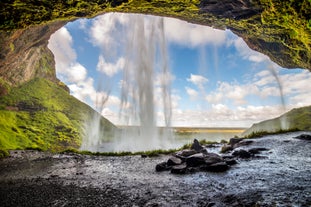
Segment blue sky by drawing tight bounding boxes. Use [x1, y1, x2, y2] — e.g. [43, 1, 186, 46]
[48, 13, 311, 127]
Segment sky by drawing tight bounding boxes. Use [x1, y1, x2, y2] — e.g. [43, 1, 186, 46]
[48, 12, 311, 128]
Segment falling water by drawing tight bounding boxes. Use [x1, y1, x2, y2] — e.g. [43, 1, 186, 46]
[80, 14, 175, 152]
[113, 15, 174, 152]
[267, 64, 289, 130]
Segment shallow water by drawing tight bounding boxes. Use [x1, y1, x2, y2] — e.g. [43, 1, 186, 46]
[0, 131, 310, 206]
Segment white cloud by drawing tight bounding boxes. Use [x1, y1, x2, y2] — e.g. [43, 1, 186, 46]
[185, 87, 198, 99]
[48, 27, 76, 74]
[206, 81, 255, 105]
[89, 13, 129, 52]
[164, 17, 227, 47]
[97, 55, 125, 77]
[233, 37, 269, 63]
[187, 74, 208, 88]
[253, 70, 276, 86]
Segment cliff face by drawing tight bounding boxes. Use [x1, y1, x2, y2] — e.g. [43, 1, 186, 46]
[0, 0, 310, 89]
[0, 21, 65, 86]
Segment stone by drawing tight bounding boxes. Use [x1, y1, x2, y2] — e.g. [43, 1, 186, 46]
[155, 162, 169, 172]
[248, 148, 269, 155]
[167, 156, 183, 166]
[232, 149, 251, 159]
[190, 139, 204, 152]
[176, 149, 197, 157]
[228, 138, 243, 146]
[203, 162, 230, 172]
[294, 134, 311, 141]
[233, 140, 254, 148]
[171, 163, 187, 174]
[224, 158, 238, 165]
[186, 153, 206, 167]
[204, 153, 224, 165]
[221, 144, 233, 153]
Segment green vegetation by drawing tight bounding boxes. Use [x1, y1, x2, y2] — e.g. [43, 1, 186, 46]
[62, 148, 177, 157]
[0, 0, 201, 30]
[242, 105, 311, 137]
[0, 78, 116, 157]
[225, 0, 311, 69]
[0, 0, 309, 69]
[243, 128, 300, 139]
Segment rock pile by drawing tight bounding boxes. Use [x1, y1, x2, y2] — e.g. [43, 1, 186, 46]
[156, 138, 269, 174]
[156, 139, 236, 174]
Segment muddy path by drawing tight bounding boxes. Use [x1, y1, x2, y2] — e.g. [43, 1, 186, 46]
[0, 132, 311, 206]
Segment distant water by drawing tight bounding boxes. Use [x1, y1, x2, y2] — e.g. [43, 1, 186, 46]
[98, 127, 245, 152]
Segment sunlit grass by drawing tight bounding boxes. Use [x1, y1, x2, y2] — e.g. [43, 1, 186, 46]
[0, 78, 116, 155]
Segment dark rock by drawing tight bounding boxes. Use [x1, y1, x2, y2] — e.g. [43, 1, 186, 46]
[232, 149, 251, 159]
[176, 149, 197, 157]
[204, 153, 224, 165]
[220, 144, 233, 153]
[171, 163, 187, 174]
[167, 156, 183, 166]
[203, 162, 230, 172]
[222, 155, 234, 159]
[248, 147, 269, 154]
[141, 154, 147, 158]
[155, 162, 170, 172]
[191, 139, 204, 152]
[233, 140, 254, 148]
[228, 138, 243, 146]
[294, 134, 311, 141]
[199, 0, 262, 20]
[186, 153, 206, 167]
[224, 158, 238, 165]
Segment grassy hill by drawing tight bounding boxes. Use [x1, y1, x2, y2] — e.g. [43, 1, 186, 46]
[0, 78, 117, 157]
[242, 105, 311, 137]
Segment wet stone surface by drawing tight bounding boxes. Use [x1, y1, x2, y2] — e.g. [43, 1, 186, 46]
[0, 131, 311, 206]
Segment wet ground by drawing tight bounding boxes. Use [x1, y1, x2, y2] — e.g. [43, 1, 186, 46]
[0, 131, 311, 207]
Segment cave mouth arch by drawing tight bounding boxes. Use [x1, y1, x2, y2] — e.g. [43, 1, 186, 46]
[48, 12, 310, 130]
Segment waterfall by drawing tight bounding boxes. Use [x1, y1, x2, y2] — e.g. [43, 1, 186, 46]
[115, 15, 173, 152]
[82, 14, 174, 152]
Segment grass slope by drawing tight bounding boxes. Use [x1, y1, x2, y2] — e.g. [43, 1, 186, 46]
[242, 105, 311, 137]
[0, 78, 117, 156]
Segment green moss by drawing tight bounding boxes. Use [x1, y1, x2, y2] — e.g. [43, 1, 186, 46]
[0, 0, 310, 69]
[243, 128, 300, 139]
[0, 149, 9, 158]
[0, 78, 116, 152]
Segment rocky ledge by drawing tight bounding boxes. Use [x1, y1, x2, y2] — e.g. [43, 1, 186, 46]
[156, 138, 269, 174]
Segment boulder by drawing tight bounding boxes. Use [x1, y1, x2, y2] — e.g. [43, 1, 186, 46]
[203, 162, 230, 172]
[248, 148, 269, 155]
[171, 163, 187, 174]
[155, 162, 170, 172]
[294, 134, 311, 141]
[233, 140, 254, 148]
[224, 158, 238, 165]
[204, 153, 224, 165]
[186, 153, 206, 167]
[191, 139, 204, 152]
[176, 149, 197, 157]
[221, 144, 233, 153]
[228, 138, 243, 146]
[167, 156, 183, 166]
[232, 149, 251, 159]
